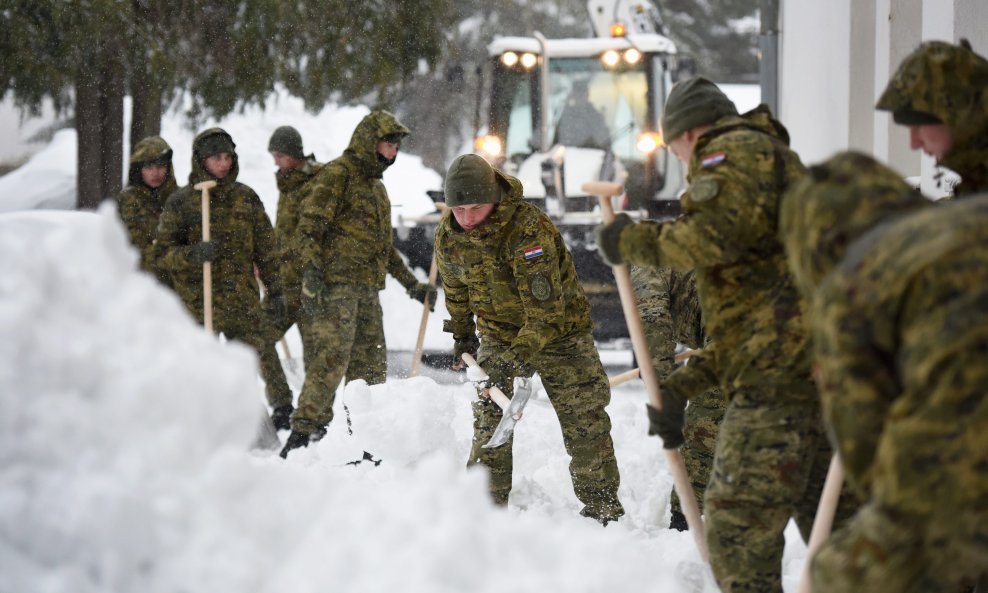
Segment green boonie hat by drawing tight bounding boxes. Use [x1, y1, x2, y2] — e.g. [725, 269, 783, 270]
[444, 154, 507, 207]
[268, 126, 304, 159]
[661, 77, 738, 142]
[197, 130, 236, 160]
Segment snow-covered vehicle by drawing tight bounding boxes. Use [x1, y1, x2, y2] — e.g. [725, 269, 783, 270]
[395, 0, 691, 341]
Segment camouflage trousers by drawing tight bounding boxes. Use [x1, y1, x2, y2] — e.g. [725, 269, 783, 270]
[704, 383, 856, 593]
[191, 292, 292, 410]
[291, 284, 386, 434]
[470, 332, 625, 522]
[812, 502, 987, 593]
[670, 387, 726, 515]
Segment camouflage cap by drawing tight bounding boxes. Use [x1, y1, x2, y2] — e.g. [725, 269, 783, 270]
[876, 40, 988, 141]
[268, 126, 304, 159]
[661, 77, 738, 142]
[444, 154, 509, 207]
[779, 151, 929, 297]
[129, 136, 173, 166]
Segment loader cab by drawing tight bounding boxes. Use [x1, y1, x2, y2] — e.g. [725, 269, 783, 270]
[475, 34, 683, 217]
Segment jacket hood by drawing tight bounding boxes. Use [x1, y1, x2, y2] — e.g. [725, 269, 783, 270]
[344, 110, 410, 179]
[779, 151, 931, 298]
[189, 127, 239, 187]
[128, 136, 177, 189]
[877, 40, 988, 160]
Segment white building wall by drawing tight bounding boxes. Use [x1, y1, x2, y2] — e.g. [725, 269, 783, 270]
[779, 0, 987, 198]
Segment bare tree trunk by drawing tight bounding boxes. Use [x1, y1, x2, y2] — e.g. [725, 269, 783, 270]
[76, 53, 124, 210]
[130, 76, 163, 148]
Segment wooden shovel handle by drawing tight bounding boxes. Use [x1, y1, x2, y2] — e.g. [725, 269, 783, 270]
[588, 181, 709, 562]
[460, 353, 511, 411]
[194, 180, 217, 333]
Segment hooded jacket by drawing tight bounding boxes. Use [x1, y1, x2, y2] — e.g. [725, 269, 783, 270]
[619, 105, 811, 395]
[118, 136, 178, 279]
[877, 40, 988, 196]
[435, 171, 594, 364]
[154, 128, 281, 322]
[808, 187, 988, 519]
[294, 111, 417, 290]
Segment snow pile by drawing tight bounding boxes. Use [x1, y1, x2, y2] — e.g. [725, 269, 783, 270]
[0, 206, 723, 593]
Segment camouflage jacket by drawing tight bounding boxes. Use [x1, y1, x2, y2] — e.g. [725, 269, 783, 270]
[118, 136, 178, 277]
[155, 128, 282, 319]
[632, 264, 721, 401]
[619, 106, 810, 393]
[436, 174, 594, 364]
[294, 111, 417, 290]
[275, 158, 321, 257]
[813, 195, 988, 515]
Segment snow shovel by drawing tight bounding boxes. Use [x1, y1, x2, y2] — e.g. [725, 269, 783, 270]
[193, 180, 217, 333]
[587, 180, 709, 562]
[797, 454, 845, 593]
[461, 353, 535, 448]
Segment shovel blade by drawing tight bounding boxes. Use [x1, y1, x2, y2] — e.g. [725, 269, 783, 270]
[483, 378, 535, 449]
[250, 405, 281, 451]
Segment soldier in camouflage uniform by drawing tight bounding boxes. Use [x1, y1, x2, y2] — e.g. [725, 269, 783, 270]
[436, 154, 625, 524]
[779, 151, 988, 593]
[279, 111, 436, 458]
[631, 263, 725, 532]
[117, 136, 178, 288]
[155, 128, 293, 424]
[266, 126, 322, 381]
[597, 77, 846, 592]
[876, 39, 988, 197]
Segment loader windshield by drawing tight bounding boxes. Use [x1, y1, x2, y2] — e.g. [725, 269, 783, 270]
[489, 55, 652, 164]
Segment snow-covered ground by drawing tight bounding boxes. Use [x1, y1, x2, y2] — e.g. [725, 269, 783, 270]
[0, 86, 811, 593]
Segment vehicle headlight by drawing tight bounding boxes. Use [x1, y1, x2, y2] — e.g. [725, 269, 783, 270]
[636, 132, 663, 154]
[474, 135, 503, 159]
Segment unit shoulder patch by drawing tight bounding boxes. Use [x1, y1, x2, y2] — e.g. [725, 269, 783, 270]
[700, 151, 727, 168]
[689, 177, 720, 203]
[530, 273, 552, 301]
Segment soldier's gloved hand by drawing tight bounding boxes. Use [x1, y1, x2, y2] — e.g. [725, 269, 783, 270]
[481, 353, 518, 392]
[645, 386, 688, 449]
[407, 282, 438, 311]
[595, 213, 633, 266]
[453, 334, 480, 366]
[189, 240, 216, 265]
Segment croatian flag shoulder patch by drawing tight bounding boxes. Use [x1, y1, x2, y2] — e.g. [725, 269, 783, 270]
[701, 151, 727, 168]
[523, 246, 544, 260]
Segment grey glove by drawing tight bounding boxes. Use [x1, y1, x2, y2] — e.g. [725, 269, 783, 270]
[595, 213, 633, 266]
[480, 352, 519, 392]
[189, 241, 216, 265]
[453, 334, 480, 364]
[407, 282, 438, 311]
[300, 264, 329, 315]
[645, 386, 688, 449]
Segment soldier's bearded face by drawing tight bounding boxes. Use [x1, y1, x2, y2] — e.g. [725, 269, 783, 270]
[204, 153, 234, 179]
[909, 124, 954, 160]
[141, 164, 168, 189]
[451, 203, 496, 231]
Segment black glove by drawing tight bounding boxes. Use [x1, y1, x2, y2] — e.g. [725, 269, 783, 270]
[595, 213, 633, 266]
[481, 353, 518, 391]
[189, 240, 216, 265]
[645, 386, 688, 449]
[407, 282, 438, 311]
[453, 334, 480, 364]
[301, 264, 328, 315]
